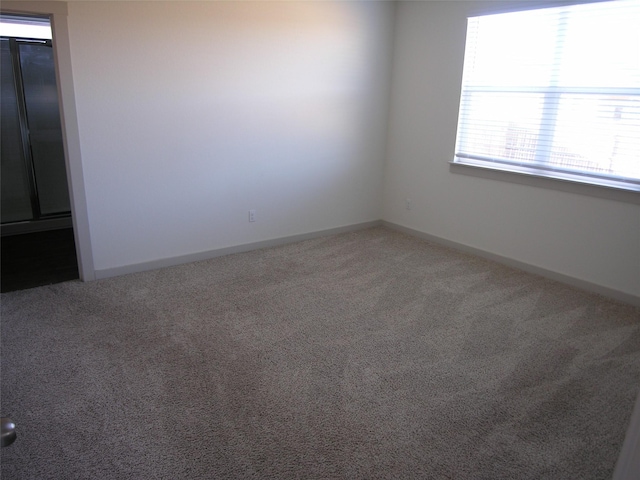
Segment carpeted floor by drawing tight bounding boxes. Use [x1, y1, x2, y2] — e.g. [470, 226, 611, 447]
[1, 227, 639, 479]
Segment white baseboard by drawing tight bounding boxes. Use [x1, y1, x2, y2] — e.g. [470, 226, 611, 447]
[96, 219, 640, 307]
[94, 221, 382, 280]
[382, 221, 640, 307]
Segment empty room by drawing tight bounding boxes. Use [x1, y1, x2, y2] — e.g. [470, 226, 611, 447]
[1, 0, 639, 478]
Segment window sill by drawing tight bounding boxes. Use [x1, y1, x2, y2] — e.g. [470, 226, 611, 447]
[449, 160, 640, 204]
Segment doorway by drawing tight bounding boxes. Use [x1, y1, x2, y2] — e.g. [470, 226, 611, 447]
[1, 14, 79, 292]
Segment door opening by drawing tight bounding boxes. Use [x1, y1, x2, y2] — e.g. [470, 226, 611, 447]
[1, 14, 78, 291]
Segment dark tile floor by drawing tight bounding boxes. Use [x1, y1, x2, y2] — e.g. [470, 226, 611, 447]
[1, 228, 79, 293]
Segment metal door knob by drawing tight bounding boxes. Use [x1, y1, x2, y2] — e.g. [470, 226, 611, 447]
[1, 417, 16, 447]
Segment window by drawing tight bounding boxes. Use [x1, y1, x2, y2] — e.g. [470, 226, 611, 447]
[453, 0, 640, 192]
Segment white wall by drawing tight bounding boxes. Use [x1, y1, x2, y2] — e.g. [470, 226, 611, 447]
[65, 0, 394, 274]
[383, 1, 640, 299]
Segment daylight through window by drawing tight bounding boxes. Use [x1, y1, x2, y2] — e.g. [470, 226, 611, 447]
[453, 0, 640, 191]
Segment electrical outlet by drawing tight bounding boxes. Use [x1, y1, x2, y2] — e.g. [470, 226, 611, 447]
[405, 198, 412, 211]
[249, 209, 256, 222]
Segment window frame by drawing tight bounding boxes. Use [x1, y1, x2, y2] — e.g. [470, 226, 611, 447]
[451, 0, 640, 194]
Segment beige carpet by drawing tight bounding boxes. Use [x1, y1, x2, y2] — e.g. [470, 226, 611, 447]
[2, 227, 639, 479]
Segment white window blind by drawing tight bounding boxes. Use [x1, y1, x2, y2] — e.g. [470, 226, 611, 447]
[453, 0, 640, 191]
